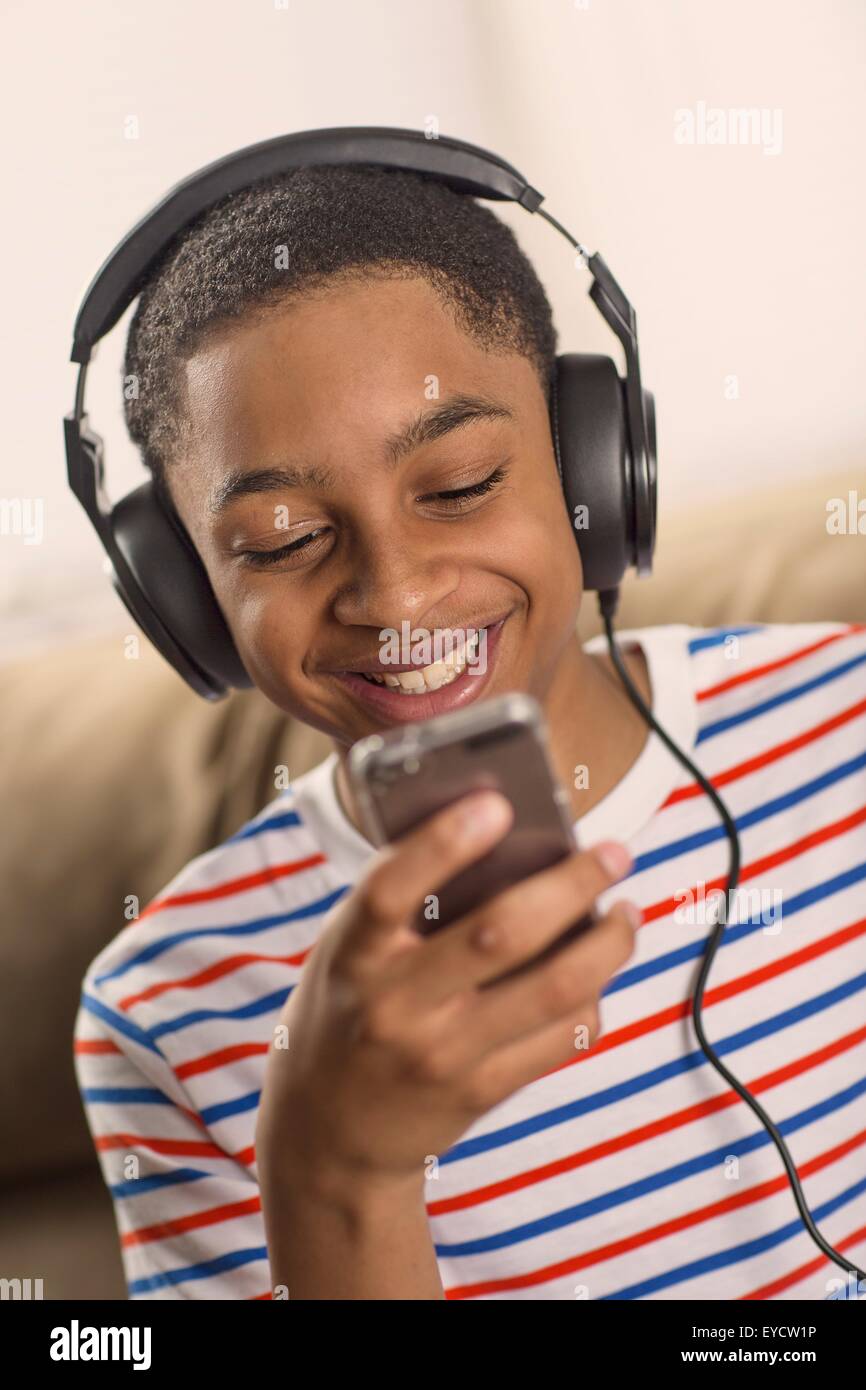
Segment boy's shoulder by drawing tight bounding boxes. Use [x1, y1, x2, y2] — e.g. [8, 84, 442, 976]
[623, 620, 866, 780]
[679, 617, 865, 663]
[79, 775, 347, 1023]
[673, 616, 866, 705]
[628, 617, 866, 704]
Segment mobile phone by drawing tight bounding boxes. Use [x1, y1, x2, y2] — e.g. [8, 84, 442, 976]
[348, 693, 593, 949]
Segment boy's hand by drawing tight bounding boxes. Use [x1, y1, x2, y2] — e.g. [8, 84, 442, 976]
[255, 790, 637, 1198]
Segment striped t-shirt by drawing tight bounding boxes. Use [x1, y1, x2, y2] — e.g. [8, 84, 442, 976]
[74, 621, 866, 1300]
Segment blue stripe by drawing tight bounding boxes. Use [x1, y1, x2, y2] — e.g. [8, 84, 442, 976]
[79, 992, 162, 1056]
[602, 1173, 866, 1300]
[128, 1245, 269, 1296]
[435, 1073, 866, 1257]
[688, 626, 765, 654]
[716, 969, 866, 1054]
[607, 859, 866, 995]
[632, 749, 866, 876]
[148, 987, 291, 1042]
[82, 1086, 168, 1106]
[110, 1168, 210, 1200]
[200, 1089, 261, 1126]
[697, 649, 866, 743]
[95, 886, 348, 983]
[226, 807, 302, 842]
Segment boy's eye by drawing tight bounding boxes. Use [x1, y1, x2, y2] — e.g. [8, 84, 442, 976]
[239, 462, 509, 569]
[417, 462, 509, 508]
[241, 528, 329, 568]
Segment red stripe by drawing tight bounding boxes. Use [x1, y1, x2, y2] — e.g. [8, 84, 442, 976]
[175, 1042, 268, 1081]
[644, 801, 866, 927]
[541, 915, 866, 1080]
[696, 625, 865, 702]
[740, 1223, 866, 1299]
[664, 695, 866, 807]
[443, 1124, 866, 1299]
[96, 1133, 227, 1160]
[122, 1196, 262, 1248]
[97, 1129, 254, 1167]
[139, 852, 326, 918]
[74, 1038, 120, 1055]
[119, 946, 311, 1011]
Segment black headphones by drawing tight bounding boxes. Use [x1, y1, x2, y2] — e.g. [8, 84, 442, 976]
[65, 126, 657, 702]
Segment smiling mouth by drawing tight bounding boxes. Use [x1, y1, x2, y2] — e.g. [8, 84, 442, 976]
[329, 616, 509, 720]
[357, 628, 483, 695]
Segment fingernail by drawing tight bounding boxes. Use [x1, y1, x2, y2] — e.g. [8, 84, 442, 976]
[594, 841, 632, 880]
[455, 791, 511, 836]
[621, 899, 643, 930]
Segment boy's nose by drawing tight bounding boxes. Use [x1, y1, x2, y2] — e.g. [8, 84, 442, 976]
[331, 534, 461, 633]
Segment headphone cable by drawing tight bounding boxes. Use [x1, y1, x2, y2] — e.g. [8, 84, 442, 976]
[598, 588, 865, 1288]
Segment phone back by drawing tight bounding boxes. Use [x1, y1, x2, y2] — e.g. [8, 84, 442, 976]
[349, 694, 577, 933]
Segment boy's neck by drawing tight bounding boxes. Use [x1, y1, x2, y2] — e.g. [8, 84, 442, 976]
[332, 629, 652, 838]
[542, 630, 651, 821]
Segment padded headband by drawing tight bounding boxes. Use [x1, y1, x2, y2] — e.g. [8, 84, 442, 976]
[72, 127, 545, 363]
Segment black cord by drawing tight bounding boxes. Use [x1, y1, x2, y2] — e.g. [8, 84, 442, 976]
[535, 206, 588, 259]
[598, 587, 865, 1288]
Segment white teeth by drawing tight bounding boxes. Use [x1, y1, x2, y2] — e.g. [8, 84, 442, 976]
[359, 629, 482, 695]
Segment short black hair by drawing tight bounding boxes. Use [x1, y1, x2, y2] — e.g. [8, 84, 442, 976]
[123, 163, 558, 508]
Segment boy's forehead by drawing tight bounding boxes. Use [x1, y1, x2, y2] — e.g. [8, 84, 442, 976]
[185, 274, 504, 393]
[180, 277, 538, 481]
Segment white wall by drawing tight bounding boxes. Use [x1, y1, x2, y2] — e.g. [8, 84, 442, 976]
[2, 0, 864, 659]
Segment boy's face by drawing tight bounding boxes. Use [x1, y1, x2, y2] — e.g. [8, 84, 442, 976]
[169, 274, 584, 746]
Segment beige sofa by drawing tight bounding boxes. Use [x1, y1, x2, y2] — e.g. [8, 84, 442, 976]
[1, 469, 862, 1300]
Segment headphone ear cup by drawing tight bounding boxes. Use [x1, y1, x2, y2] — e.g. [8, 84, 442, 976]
[641, 385, 658, 571]
[108, 481, 252, 697]
[551, 353, 632, 593]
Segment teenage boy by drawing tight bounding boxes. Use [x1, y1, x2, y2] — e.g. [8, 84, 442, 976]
[75, 164, 866, 1300]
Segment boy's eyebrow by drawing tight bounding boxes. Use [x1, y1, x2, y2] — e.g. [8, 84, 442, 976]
[209, 393, 514, 514]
